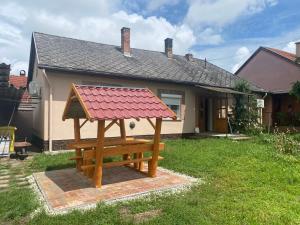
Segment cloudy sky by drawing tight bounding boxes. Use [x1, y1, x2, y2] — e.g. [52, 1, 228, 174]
[1, 0, 300, 74]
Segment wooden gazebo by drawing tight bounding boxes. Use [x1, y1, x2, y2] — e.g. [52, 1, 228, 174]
[62, 84, 176, 188]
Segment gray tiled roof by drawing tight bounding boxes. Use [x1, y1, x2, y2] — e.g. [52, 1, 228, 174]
[31, 32, 253, 89]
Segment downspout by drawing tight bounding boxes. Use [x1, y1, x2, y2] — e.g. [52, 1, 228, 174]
[262, 92, 271, 133]
[42, 69, 53, 152]
[262, 92, 268, 99]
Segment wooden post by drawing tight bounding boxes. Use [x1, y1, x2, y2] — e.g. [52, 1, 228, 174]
[120, 119, 130, 161]
[93, 120, 105, 188]
[74, 118, 82, 171]
[149, 118, 162, 177]
[138, 152, 144, 171]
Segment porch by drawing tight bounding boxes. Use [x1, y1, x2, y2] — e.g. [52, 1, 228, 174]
[263, 93, 300, 129]
[194, 85, 245, 134]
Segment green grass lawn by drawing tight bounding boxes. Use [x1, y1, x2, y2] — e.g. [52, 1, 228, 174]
[1, 137, 299, 225]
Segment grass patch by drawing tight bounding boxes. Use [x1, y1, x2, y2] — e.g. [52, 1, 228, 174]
[29, 152, 75, 172]
[2, 137, 300, 224]
[0, 187, 39, 223]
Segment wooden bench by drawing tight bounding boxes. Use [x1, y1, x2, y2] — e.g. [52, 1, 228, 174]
[69, 140, 165, 178]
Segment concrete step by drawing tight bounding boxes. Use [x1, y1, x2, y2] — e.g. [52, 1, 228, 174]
[0, 175, 10, 180]
[0, 179, 9, 184]
[0, 183, 9, 189]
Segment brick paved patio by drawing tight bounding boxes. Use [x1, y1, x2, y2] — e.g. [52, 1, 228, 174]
[33, 165, 196, 213]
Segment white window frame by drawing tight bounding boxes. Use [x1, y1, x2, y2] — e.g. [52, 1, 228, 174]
[161, 93, 182, 120]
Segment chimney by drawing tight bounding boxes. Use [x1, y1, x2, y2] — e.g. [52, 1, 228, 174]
[296, 42, 300, 61]
[121, 27, 131, 57]
[185, 53, 193, 61]
[20, 70, 26, 76]
[164, 38, 173, 58]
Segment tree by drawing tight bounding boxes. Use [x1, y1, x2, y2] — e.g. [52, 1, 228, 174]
[231, 80, 261, 133]
[289, 81, 300, 101]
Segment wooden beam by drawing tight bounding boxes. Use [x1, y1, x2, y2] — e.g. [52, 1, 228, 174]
[74, 118, 82, 171]
[103, 156, 163, 168]
[93, 120, 105, 188]
[119, 119, 126, 139]
[62, 88, 75, 121]
[79, 143, 165, 160]
[147, 118, 156, 130]
[70, 95, 78, 101]
[104, 119, 117, 132]
[138, 152, 144, 171]
[149, 118, 162, 177]
[80, 119, 88, 129]
[120, 119, 130, 162]
[67, 137, 151, 149]
[81, 156, 164, 170]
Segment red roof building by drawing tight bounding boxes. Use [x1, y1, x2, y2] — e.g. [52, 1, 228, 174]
[236, 46, 300, 93]
[266, 47, 297, 62]
[9, 75, 30, 103]
[63, 84, 177, 121]
[236, 44, 300, 128]
[9, 75, 27, 89]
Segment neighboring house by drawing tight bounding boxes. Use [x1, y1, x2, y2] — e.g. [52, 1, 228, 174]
[28, 27, 257, 151]
[236, 43, 300, 127]
[0, 64, 33, 139]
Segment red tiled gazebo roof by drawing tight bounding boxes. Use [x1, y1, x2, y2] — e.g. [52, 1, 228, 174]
[63, 84, 176, 121]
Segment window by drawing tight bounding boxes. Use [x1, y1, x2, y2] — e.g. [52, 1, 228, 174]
[161, 93, 182, 119]
[216, 99, 227, 119]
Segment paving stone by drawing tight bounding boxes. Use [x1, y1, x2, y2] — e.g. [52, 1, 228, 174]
[16, 177, 27, 181]
[0, 171, 9, 176]
[0, 179, 9, 184]
[15, 174, 26, 178]
[0, 183, 9, 188]
[16, 181, 29, 186]
[33, 166, 196, 212]
[0, 175, 10, 180]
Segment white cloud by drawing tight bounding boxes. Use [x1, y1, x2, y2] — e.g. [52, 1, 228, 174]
[185, 0, 278, 28]
[0, 0, 289, 75]
[231, 46, 251, 73]
[283, 41, 300, 54]
[146, 0, 180, 12]
[198, 28, 223, 45]
[0, 2, 27, 24]
[0, 1, 197, 74]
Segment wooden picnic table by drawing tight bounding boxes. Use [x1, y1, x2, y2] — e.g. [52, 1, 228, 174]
[62, 84, 176, 188]
[69, 137, 165, 178]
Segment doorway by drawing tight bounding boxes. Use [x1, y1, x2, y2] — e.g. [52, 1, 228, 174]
[205, 98, 213, 131]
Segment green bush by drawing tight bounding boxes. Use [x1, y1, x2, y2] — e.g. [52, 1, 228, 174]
[230, 80, 261, 134]
[275, 112, 287, 126]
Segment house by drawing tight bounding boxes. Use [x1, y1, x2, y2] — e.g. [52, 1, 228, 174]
[28, 27, 256, 151]
[236, 43, 300, 128]
[0, 64, 33, 139]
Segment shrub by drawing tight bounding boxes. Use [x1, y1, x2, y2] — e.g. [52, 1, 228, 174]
[289, 81, 300, 101]
[230, 80, 261, 134]
[274, 128, 299, 155]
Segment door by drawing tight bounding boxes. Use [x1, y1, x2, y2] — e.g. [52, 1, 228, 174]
[205, 98, 213, 132]
[214, 98, 228, 133]
[198, 97, 205, 131]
